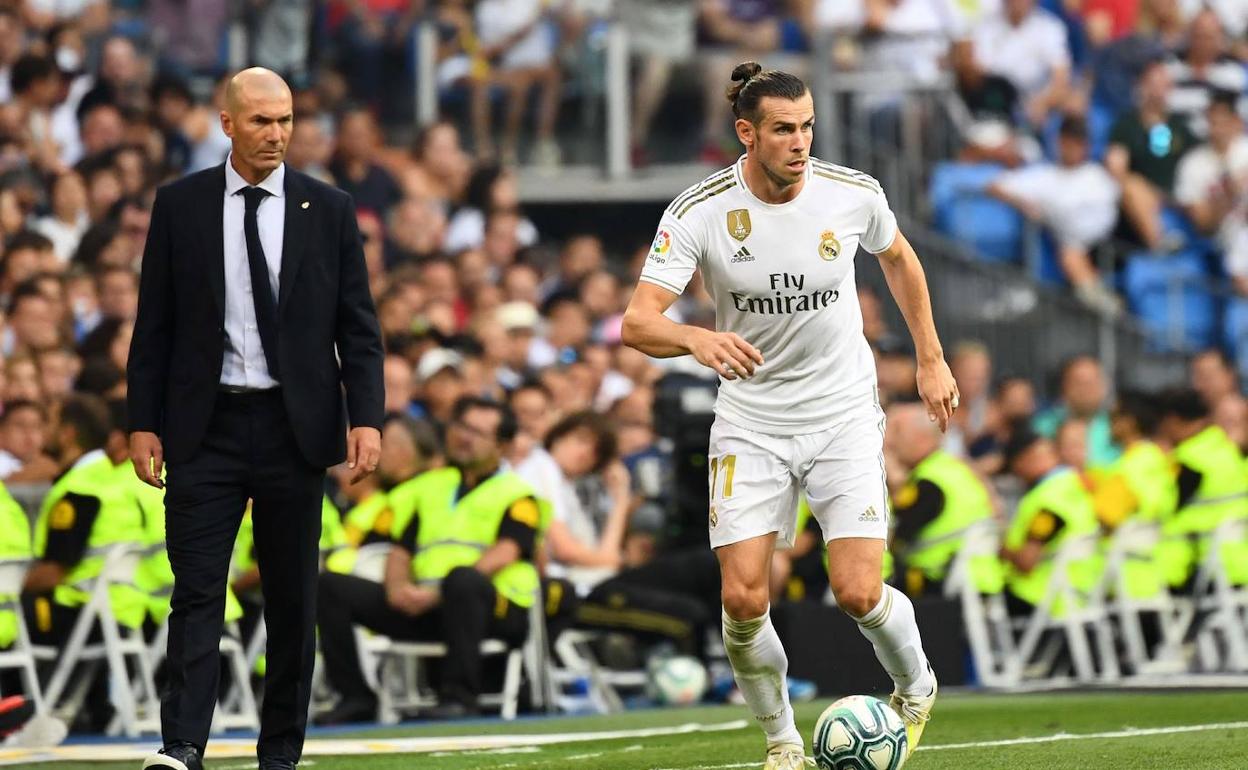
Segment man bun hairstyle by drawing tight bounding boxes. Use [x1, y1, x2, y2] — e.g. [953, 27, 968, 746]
[726, 61, 808, 123]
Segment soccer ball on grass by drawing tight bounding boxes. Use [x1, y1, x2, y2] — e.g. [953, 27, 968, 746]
[811, 695, 907, 770]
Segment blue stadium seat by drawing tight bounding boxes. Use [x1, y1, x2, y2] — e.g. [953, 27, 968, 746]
[929, 163, 1022, 264]
[1123, 248, 1219, 351]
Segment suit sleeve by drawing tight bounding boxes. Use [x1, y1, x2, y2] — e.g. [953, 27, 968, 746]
[334, 195, 385, 431]
[127, 189, 175, 434]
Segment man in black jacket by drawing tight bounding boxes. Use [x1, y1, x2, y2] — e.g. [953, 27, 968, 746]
[127, 67, 384, 770]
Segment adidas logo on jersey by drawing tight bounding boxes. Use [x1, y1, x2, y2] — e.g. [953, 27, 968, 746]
[730, 246, 755, 263]
[858, 505, 880, 522]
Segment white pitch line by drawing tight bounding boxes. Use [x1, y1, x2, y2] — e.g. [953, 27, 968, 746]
[657, 720, 1248, 770]
[920, 720, 1248, 751]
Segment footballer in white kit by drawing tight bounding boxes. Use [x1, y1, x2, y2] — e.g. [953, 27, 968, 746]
[623, 63, 958, 770]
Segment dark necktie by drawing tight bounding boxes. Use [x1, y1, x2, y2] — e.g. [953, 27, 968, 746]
[240, 186, 281, 380]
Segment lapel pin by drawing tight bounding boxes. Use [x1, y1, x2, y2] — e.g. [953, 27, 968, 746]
[301, 201, 310, 209]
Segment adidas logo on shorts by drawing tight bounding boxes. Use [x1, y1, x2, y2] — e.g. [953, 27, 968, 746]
[858, 505, 880, 522]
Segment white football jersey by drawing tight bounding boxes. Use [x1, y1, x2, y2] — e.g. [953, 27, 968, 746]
[640, 156, 898, 436]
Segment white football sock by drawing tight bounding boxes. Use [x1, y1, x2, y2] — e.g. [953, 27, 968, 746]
[722, 608, 803, 749]
[853, 585, 934, 696]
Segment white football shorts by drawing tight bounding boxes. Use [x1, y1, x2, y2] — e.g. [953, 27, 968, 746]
[705, 409, 889, 549]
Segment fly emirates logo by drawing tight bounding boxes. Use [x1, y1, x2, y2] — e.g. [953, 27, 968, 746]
[730, 272, 839, 315]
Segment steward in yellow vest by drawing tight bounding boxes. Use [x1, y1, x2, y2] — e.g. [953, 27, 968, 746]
[325, 414, 440, 575]
[22, 395, 146, 731]
[1158, 389, 1248, 591]
[1000, 426, 1100, 617]
[886, 403, 1002, 598]
[315, 397, 548, 724]
[0, 482, 31, 652]
[1092, 392, 1176, 600]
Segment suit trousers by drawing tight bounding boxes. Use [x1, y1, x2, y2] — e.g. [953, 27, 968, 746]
[161, 389, 323, 762]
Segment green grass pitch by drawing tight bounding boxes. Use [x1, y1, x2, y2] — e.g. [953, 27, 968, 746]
[18, 690, 1248, 770]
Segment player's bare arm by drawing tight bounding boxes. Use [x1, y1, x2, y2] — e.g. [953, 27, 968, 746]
[874, 229, 959, 431]
[622, 281, 764, 380]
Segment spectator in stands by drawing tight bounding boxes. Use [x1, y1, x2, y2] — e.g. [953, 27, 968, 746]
[945, 340, 993, 456]
[1055, 417, 1090, 480]
[466, 0, 562, 167]
[6, 284, 62, 355]
[93, 265, 138, 321]
[411, 119, 470, 205]
[31, 171, 88, 264]
[1213, 392, 1248, 453]
[1033, 354, 1120, 468]
[332, 0, 423, 110]
[385, 197, 447, 267]
[77, 102, 125, 159]
[1175, 91, 1248, 291]
[316, 397, 543, 723]
[988, 116, 1122, 315]
[1189, 348, 1241, 409]
[621, 0, 698, 166]
[0, 7, 23, 104]
[962, 0, 1071, 126]
[329, 107, 403, 218]
[412, 347, 469, 428]
[445, 163, 539, 253]
[284, 118, 335, 185]
[383, 354, 416, 417]
[816, 0, 971, 84]
[697, 0, 808, 162]
[1105, 57, 1196, 252]
[10, 54, 65, 174]
[514, 410, 630, 588]
[0, 400, 56, 482]
[149, 75, 193, 174]
[1165, 9, 1247, 139]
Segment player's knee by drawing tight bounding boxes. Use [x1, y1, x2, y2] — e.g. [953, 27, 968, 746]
[442, 566, 487, 600]
[721, 582, 769, 621]
[831, 581, 882, 620]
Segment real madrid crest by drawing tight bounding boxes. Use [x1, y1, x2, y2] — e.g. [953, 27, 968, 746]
[819, 229, 841, 261]
[727, 209, 751, 242]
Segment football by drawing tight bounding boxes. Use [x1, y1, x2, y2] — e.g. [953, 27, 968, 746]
[647, 655, 709, 706]
[811, 695, 908, 770]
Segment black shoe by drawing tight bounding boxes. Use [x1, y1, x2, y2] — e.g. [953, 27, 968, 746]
[0, 695, 35, 738]
[424, 700, 479, 721]
[312, 697, 377, 726]
[141, 741, 203, 770]
[258, 758, 296, 770]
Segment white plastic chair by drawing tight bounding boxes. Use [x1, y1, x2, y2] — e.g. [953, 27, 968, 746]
[1012, 533, 1118, 685]
[942, 521, 1017, 688]
[33, 542, 160, 737]
[0, 558, 44, 711]
[1098, 520, 1187, 677]
[1189, 517, 1248, 673]
[346, 544, 529, 722]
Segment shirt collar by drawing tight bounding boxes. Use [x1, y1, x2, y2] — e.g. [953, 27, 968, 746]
[225, 152, 286, 199]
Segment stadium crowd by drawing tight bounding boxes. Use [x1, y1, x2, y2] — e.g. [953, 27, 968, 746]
[0, 0, 1245, 736]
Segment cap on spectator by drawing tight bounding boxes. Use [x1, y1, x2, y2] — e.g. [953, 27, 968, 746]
[496, 301, 539, 332]
[416, 348, 464, 382]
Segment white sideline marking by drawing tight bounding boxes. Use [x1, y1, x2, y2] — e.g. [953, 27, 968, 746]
[661, 720, 1248, 770]
[0, 720, 749, 765]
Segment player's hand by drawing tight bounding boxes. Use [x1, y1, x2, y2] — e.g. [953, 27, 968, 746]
[346, 426, 382, 485]
[916, 357, 959, 433]
[386, 584, 439, 617]
[687, 328, 763, 380]
[129, 431, 164, 489]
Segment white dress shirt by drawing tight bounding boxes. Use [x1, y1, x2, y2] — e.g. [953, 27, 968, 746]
[221, 155, 285, 389]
